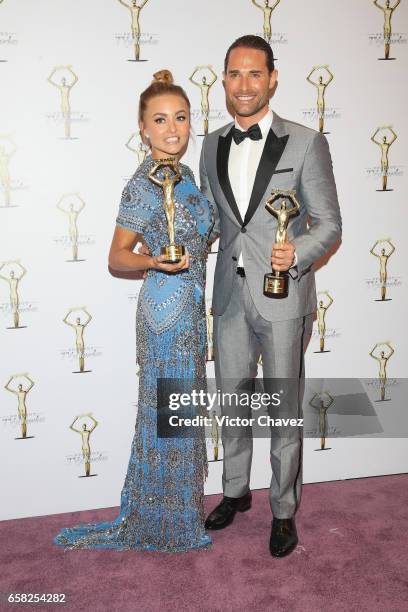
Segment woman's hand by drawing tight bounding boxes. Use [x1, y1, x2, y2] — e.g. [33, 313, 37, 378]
[149, 252, 190, 273]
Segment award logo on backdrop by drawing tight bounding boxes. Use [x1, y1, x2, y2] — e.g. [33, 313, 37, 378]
[251, 0, 281, 45]
[69, 413, 99, 477]
[47, 65, 79, 139]
[56, 193, 86, 263]
[264, 189, 300, 298]
[148, 159, 185, 263]
[210, 411, 220, 461]
[0, 0, 18, 62]
[0, 260, 27, 329]
[309, 392, 334, 452]
[206, 306, 214, 362]
[370, 239, 395, 301]
[314, 291, 334, 354]
[0, 135, 17, 208]
[117, 0, 150, 62]
[373, 0, 401, 60]
[126, 132, 148, 167]
[306, 65, 334, 134]
[371, 126, 397, 191]
[369, 341, 394, 402]
[4, 373, 35, 440]
[63, 307, 93, 373]
[189, 66, 218, 137]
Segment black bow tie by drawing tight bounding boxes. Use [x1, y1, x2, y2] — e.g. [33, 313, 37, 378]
[232, 123, 262, 145]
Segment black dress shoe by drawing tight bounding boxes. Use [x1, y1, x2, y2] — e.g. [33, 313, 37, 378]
[205, 491, 252, 530]
[269, 517, 298, 558]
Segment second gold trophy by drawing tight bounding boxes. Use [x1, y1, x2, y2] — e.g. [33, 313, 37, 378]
[148, 158, 185, 263]
[264, 189, 300, 298]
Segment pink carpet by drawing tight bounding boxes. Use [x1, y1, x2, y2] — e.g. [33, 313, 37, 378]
[1, 474, 407, 612]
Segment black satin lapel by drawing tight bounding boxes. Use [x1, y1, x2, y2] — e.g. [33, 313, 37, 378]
[216, 130, 243, 226]
[243, 129, 289, 227]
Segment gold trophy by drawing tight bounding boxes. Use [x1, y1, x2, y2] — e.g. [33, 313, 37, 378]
[371, 126, 397, 191]
[189, 65, 217, 136]
[310, 392, 334, 451]
[374, 0, 401, 60]
[315, 291, 334, 353]
[0, 260, 27, 329]
[211, 410, 220, 461]
[70, 413, 99, 477]
[306, 65, 334, 133]
[0, 135, 17, 208]
[251, 0, 281, 45]
[206, 307, 214, 361]
[264, 189, 300, 298]
[148, 158, 185, 263]
[369, 341, 394, 401]
[370, 238, 395, 301]
[117, 0, 150, 62]
[4, 373, 35, 440]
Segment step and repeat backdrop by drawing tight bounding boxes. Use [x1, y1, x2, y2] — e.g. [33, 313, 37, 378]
[1, 0, 407, 520]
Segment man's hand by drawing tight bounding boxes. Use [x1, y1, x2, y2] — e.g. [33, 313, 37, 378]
[271, 241, 296, 272]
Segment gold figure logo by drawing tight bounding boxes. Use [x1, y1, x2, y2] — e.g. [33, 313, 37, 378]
[264, 189, 300, 298]
[371, 126, 397, 191]
[310, 391, 334, 451]
[251, 0, 281, 45]
[4, 373, 35, 439]
[148, 158, 185, 262]
[315, 291, 334, 353]
[211, 410, 220, 461]
[369, 341, 394, 402]
[57, 193, 86, 262]
[70, 413, 99, 477]
[126, 132, 147, 167]
[47, 65, 78, 139]
[306, 65, 334, 133]
[206, 307, 214, 362]
[0, 260, 27, 329]
[189, 66, 217, 136]
[117, 0, 150, 62]
[370, 238, 395, 301]
[63, 307, 93, 373]
[0, 135, 16, 208]
[374, 0, 401, 60]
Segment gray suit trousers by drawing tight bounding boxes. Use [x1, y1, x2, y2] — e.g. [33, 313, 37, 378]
[214, 273, 313, 518]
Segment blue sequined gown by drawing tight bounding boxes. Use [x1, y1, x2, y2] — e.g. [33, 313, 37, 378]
[54, 157, 213, 552]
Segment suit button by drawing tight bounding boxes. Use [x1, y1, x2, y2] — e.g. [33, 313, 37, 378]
[241, 227, 247, 233]
[232, 256, 237, 261]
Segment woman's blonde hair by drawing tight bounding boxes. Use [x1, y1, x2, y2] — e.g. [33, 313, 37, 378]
[138, 69, 190, 122]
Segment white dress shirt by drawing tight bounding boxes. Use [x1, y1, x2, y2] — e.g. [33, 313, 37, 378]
[228, 110, 273, 267]
[228, 109, 297, 269]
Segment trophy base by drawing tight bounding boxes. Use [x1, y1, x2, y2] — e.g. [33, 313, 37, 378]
[263, 272, 288, 298]
[14, 436, 35, 440]
[313, 350, 331, 354]
[127, 59, 149, 62]
[375, 298, 392, 302]
[376, 188, 393, 192]
[161, 244, 185, 264]
[378, 57, 396, 61]
[314, 447, 332, 451]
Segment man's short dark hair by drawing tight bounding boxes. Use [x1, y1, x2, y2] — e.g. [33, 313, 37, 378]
[224, 35, 275, 73]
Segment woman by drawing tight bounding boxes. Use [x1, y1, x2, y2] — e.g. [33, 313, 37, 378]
[54, 70, 214, 552]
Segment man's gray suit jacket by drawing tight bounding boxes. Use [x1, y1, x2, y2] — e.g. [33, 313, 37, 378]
[200, 112, 342, 322]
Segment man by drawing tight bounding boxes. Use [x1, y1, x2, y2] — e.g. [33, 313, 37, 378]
[201, 35, 341, 557]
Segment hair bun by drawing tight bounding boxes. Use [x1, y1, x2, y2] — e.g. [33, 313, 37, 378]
[153, 69, 174, 85]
